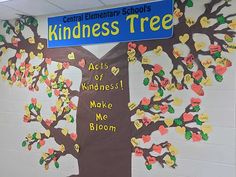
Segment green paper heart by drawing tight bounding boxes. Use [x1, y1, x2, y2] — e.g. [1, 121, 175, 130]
[22, 141, 27, 147]
[39, 158, 44, 165]
[146, 164, 152, 170]
[168, 105, 175, 113]
[158, 88, 164, 97]
[215, 74, 223, 82]
[185, 131, 192, 140]
[186, 0, 193, 7]
[143, 78, 149, 86]
[217, 15, 226, 24]
[158, 70, 165, 77]
[174, 118, 183, 126]
[54, 161, 60, 169]
[213, 52, 221, 59]
[193, 105, 200, 112]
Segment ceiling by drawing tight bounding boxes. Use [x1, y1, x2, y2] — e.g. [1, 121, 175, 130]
[0, 0, 150, 20]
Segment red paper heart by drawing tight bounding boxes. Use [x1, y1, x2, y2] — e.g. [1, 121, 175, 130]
[54, 89, 60, 97]
[134, 148, 144, 157]
[45, 119, 53, 127]
[65, 79, 72, 87]
[160, 105, 168, 113]
[70, 133, 78, 141]
[161, 78, 170, 87]
[191, 98, 201, 107]
[215, 65, 227, 75]
[192, 70, 203, 80]
[152, 64, 163, 74]
[184, 54, 194, 64]
[149, 82, 158, 91]
[141, 97, 151, 106]
[79, 59, 85, 68]
[192, 133, 202, 142]
[48, 148, 54, 155]
[209, 44, 222, 54]
[153, 145, 162, 154]
[159, 125, 168, 135]
[15, 53, 22, 59]
[191, 83, 204, 96]
[142, 117, 152, 126]
[138, 45, 147, 54]
[147, 156, 157, 164]
[183, 113, 194, 122]
[142, 135, 151, 143]
[63, 62, 70, 69]
[31, 98, 37, 105]
[39, 139, 45, 146]
[128, 42, 137, 50]
[51, 106, 57, 113]
[45, 58, 52, 65]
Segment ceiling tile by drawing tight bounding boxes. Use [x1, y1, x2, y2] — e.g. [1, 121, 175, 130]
[4, 0, 64, 16]
[47, 0, 104, 12]
[0, 4, 20, 20]
[100, 0, 139, 6]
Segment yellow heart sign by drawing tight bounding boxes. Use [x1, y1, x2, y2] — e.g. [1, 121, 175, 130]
[164, 118, 174, 127]
[111, 66, 120, 76]
[36, 132, 41, 140]
[68, 52, 75, 60]
[164, 155, 175, 167]
[134, 120, 143, 130]
[61, 128, 68, 136]
[59, 144, 65, 153]
[37, 52, 43, 59]
[136, 109, 144, 117]
[45, 130, 51, 138]
[184, 74, 194, 84]
[128, 102, 137, 111]
[131, 137, 139, 147]
[173, 97, 183, 106]
[142, 57, 151, 64]
[144, 70, 154, 79]
[186, 17, 195, 27]
[228, 19, 236, 30]
[74, 144, 80, 153]
[169, 145, 178, 156]
[37, 43, 44, 50]
[28, 37, 35, 44]
[29, 51, 35, 59]
[201, 58, 213, 68]
[194, 42, 206, 51]
[176, 126, 186, 135]
[151, 114, 160, 123]
[154, 46, 163, 56]
[200, 16, 210, 28]
[173, 68, 184, 79]
[179, 34, 189, 44]
[201, 76, 212, 86]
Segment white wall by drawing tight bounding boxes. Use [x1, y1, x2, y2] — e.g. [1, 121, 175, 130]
[0, 0, 236, 177]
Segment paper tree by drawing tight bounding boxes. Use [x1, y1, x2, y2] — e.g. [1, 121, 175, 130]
[0, 0, 235, 177]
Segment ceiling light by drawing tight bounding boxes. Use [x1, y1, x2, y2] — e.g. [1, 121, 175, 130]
[0, 0, 9, 3]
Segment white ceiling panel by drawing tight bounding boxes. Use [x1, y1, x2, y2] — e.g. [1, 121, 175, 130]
[47, 0, 104, 12]
[0, 4, 20, 20]
[101, 0, 139, 6]
[3, 0, 64, 16]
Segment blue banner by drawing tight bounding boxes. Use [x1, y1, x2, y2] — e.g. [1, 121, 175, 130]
[48, 0, 173, 48]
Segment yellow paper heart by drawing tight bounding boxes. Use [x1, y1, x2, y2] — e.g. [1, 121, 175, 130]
[45, 130, 51, 138]
[136, 109, 144, 117]
[28, 37, 35, 44]
[134, 120, 143, 130]
[179, 34, 189, 44]
[227, 44, 236, 53]
[173, 97, 183, 106]
[176, 126, 186, 135]
[1, 47, 7, 54]
[173, 68, 184, 79]
[29, 51, 35, 59]
[42, 153, 49, 160]
[19, 49, 25, 54]
[131, 137, 139, 147]
[166, 83, 176, 91]
[173, 48, 183, 58]
[36, 132, 41, 139]
[74, 144, 80, 153]
[164, 118, 174, 127]
[57, 63, 63, 70]
[216, 58, 226, 66]
[186, 17, 195, 27]
[128, 102, 137, 111]
[68, 52, 75, 60]
[201, 124, 213, 134]
[151, 114, 160, 123]
[201, 58, 213, 68]
[174, 8, 183, 19]
[199, 113, 209, 122]
[164, 155, 175, 167]
[50, 114, 57, 121]
[194, 42, 206, 51]
[169, 145, 178, 156]
[142, 57, 151, 64]
[201, 76, 212, 86]
[56, 99, 62, 110]
[144, 70, 154, 79]
[61, 128, 68, 136]
[154, 46, 163, 56]
[37, 115, 42, 122]
[228, 19, 236, 30]
[37, 52, 43, 59]
[111, 66, 120, 76]
[184, 74, 194, 84]
[59, 144, 65, 153]
[200, 16, 210, 28]
[128, 56, 136, 63]
[127, 49, 136, 58]
[37, 43, 44, 50]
